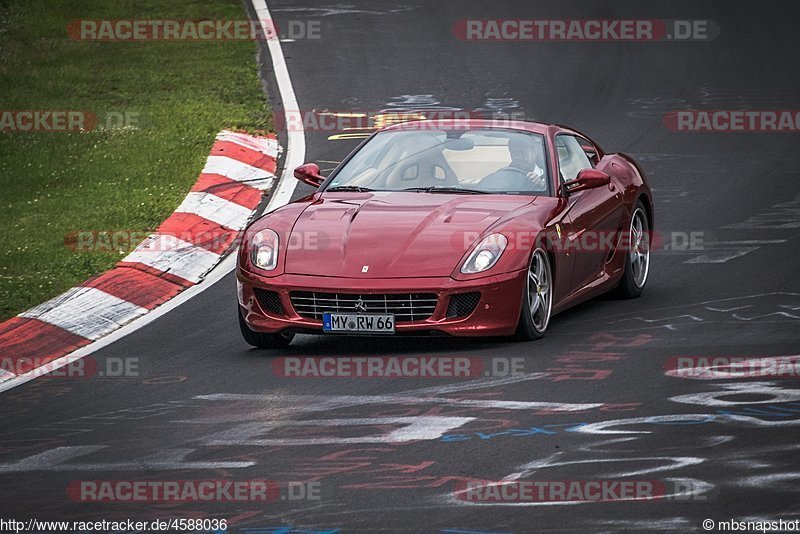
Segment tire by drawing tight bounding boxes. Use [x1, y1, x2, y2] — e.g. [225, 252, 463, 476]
[238, 306, 294, 349]
[612, 200, 651, 298]
[515, 247, 554, 340]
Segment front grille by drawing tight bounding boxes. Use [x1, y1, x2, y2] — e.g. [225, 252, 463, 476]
[253, 288, 284, 316]
[446, 292, 481, 318]
[290, 291, 438, 323]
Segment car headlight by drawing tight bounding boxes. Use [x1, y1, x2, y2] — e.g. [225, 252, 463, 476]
[460, 233, 508, 274]
[251, 229, 279, 271]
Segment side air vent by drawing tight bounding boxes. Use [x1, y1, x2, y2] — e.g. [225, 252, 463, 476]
[253, 288, 285, 316]
[446, 292, 481, 318]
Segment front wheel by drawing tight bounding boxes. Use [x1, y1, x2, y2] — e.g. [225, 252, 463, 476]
[238, 306, 294, 349]
[612, 201, 650, 298]
[515, 247, 553, 340]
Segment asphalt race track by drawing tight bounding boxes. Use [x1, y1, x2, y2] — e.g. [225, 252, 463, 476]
[2, 1, 800, 532]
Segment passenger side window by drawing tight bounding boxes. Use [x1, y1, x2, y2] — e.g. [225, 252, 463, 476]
[555, 135, 593, 183]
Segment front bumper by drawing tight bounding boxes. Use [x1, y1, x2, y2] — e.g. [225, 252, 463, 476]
[237, 268, 527, 337]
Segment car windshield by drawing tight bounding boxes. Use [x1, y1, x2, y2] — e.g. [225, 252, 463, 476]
[325, 128, 549, 195]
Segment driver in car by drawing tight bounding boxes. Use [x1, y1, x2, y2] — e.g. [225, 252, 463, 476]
[479, 136, 546, 192]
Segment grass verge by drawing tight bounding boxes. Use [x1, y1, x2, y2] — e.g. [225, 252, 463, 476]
[0, 0, 270, 320]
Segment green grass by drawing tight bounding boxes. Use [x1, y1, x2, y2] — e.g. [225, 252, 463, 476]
[0, 0, 270, 320]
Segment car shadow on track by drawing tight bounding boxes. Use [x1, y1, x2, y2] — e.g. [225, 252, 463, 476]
[256, 333, 513, 356]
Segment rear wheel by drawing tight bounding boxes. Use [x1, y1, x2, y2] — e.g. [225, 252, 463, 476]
[612, 201, 650, 298]
[515, 247, 553, 340]
[238, 306, 294, 349]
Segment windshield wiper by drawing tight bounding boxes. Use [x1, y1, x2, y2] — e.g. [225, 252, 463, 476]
[326, 185, 375, 192]
[401, 186, 489, 194]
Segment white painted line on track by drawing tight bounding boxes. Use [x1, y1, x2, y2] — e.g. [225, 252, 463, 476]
[0, 0, 304, 394]
[192, 393, 603, 418]
[0, 368, 16, 381]
[252, 0, 306, 211]
[685, 248, 758, 264]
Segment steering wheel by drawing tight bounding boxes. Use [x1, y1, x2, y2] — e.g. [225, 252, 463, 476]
[505, 166, 547, 191]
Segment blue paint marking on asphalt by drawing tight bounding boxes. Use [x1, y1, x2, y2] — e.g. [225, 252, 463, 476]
[441, 529, 512, 534]
[441, 422, 588, 442]
[239, 528, 340, 534]
[716, 401, 800, 418]
[644, 415, 717, 424]
[440, 403, 800, 442]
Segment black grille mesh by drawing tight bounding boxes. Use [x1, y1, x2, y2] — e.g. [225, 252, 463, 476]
[253, 288, 285, 316]
[446, 292, 481, 318]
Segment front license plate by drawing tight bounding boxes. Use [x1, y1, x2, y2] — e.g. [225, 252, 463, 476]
[323, 313, 395, 334]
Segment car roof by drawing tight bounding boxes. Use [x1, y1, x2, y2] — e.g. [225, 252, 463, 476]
[380, 118, 552, 135]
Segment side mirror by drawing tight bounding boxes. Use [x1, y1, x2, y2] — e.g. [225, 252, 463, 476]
[293, 163, 325, 188]
[564, 169, 610, 195]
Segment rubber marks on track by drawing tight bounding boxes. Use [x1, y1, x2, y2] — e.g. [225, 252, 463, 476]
[0, 130, 278, 381]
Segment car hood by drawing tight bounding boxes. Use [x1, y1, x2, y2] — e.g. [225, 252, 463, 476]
[284, 192, 536, 278]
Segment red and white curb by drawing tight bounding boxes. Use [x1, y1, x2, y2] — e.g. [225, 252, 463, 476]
[0, 130, 279, 382]
[0, 0, 305, 391]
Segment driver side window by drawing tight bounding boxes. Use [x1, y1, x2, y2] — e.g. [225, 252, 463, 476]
[555, 135, 593, 183]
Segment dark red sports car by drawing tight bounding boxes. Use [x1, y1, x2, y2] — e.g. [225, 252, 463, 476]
[236, 119, 652, 347]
